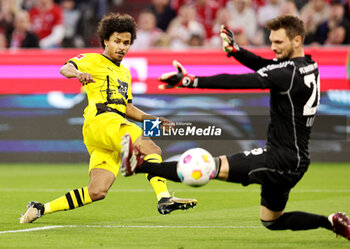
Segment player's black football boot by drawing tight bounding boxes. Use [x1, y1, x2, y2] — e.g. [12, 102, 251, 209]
[157, 194, 198, 215]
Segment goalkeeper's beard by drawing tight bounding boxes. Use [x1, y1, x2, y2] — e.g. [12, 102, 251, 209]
[276, 46, 294, 61]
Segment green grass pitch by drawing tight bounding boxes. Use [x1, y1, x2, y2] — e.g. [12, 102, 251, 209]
[0, 163, 349, 249]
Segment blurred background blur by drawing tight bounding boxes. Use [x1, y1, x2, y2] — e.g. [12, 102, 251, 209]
[0, 0, 349, 49]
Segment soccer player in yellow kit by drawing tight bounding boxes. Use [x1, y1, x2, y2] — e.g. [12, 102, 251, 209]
[19, 13, 197, 223]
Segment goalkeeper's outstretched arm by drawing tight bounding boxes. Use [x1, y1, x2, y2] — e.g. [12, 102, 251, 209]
[158, 60, 268, 90]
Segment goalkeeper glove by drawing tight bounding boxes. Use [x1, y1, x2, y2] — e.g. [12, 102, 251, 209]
[220, 25, 240, 57]
[158, 60, 198, 89]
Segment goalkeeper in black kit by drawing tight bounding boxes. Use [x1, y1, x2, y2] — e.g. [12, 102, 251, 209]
[120, 15, 350, 240]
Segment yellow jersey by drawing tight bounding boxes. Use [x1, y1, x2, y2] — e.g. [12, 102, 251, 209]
[68, 53, 133, 121]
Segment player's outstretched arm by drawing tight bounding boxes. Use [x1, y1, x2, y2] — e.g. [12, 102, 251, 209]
[158, 60, 198, 89]
[60, 63, 95, 85]
[158, 60, 266, 90]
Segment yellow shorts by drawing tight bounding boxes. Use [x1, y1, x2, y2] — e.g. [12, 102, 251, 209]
[83, 112, 143, 177]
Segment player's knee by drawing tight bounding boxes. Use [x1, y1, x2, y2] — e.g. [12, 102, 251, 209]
[88, 188, 108, 201]
[261, 219, 279, 230]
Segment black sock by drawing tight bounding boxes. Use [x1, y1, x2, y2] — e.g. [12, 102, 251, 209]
[136, 161, 181, 182]
[263, 211, 332, 231]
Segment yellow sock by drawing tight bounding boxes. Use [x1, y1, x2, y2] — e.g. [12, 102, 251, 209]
[144, 154, 171, 201]
[44, 187, 92, 215]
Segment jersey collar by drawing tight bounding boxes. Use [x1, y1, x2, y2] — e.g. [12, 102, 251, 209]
[100, 54, 121, 67]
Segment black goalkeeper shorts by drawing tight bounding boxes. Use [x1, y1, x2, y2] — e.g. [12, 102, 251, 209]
[226, 148, 306, 212]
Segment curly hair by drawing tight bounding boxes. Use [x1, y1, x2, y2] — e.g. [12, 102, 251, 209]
[266, 15, 305, 42]
[97, 13, 137, 49]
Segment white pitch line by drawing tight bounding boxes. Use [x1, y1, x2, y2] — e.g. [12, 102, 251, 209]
[0, 225, 67, 234]
[0, 225, 262, 234]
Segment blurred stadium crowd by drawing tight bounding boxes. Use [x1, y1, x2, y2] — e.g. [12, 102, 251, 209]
[0, 0, 349, 50]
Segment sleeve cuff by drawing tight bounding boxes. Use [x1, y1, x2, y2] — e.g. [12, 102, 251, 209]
[67, 60, 78, 70]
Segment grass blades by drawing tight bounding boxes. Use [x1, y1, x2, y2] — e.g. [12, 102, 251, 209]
[0, 163, 349, 249]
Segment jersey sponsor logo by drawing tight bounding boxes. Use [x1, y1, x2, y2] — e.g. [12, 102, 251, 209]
[257, 61, 295, 77]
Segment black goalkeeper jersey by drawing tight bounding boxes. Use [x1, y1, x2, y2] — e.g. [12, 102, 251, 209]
[197, 48, 320, 171]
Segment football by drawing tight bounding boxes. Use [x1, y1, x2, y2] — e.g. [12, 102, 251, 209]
[177, 148, 216, 187]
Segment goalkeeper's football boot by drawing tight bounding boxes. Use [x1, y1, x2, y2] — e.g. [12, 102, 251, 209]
[120, 133, 144, 176]
[19, 201, 45, 223]
[328, 212, 350, 240]
[157, 194, 198, 215]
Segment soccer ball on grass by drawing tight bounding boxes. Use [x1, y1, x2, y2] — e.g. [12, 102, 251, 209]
[177, 148, 216, 187]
